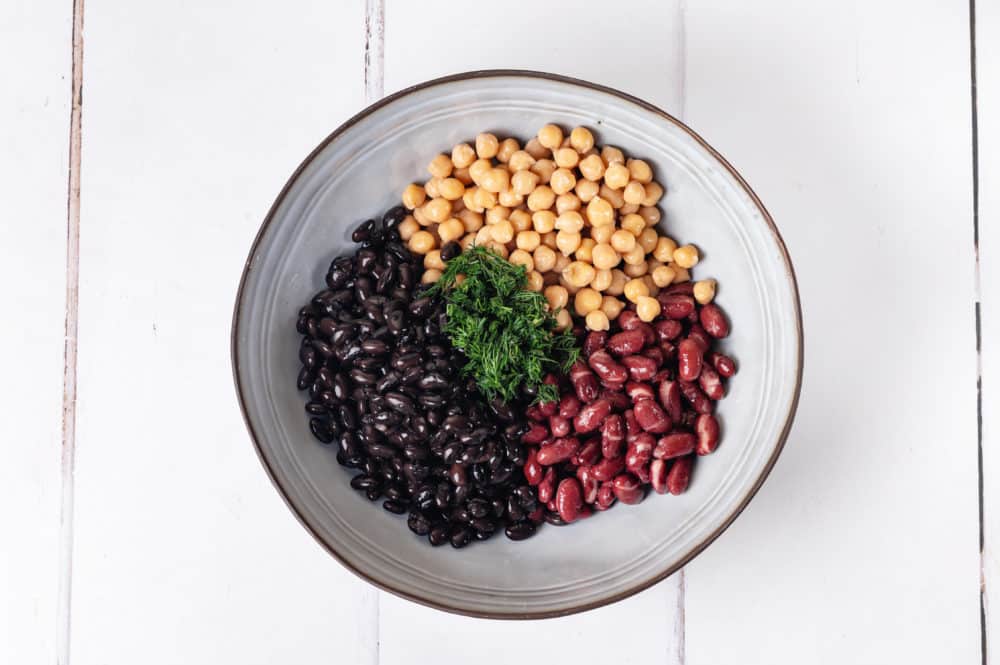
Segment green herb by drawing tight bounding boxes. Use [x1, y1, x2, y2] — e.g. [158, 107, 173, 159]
[426, 245, 579, 403]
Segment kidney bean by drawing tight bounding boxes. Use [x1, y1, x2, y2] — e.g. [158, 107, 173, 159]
[601, 389, 631, 411]
[687, 324, 711, 351]
[588, 350, 630, 384]
[555, 478, 584, 523]
[595, 482, 617, 510]
[575, 439, 602, 466]
[700, 303, 730, 338]
[659, 294, 695, 320]
[601, 414, 625, 459]
[667, 456, 694, 495]
[677, 339, 703, 382]
[650, 459, 669, 494]
[626, 381, 656, 402]
[613, 473, 645, 504]
[559, 394, 582, 419]
[576, 466, 599, 504]
[537, 437, 581, 465]
[625, 433, 655, 475]
[695, 414, 720, 455]
[538, 399, 558, 417]
[526, 405, 547, 422]
[699, 365, 725, 400]
[617, 310, 641, 330]
[591, 456, 626, 482]
[538, 467, 557, 503]
[642, 346, 665, 367]
[634, 398, 672, 434]
[657, 380, 683, 422]
[570, 360, 600, 403]
[679, 381, 714, 414]
[658, 341, 677, 362]
[549, 415, 571, 438]
[583, 330, 609, 357]
[624, 409, 642, 443]
[522, 422, 549, 445]
[607, 330, 645, 357]
[623, 355, 658, 381]
[663, 281, 695, 296]
[708, 351, 737, 378]
[574, 397, 612, 433]
[654, 319, 684, 342]
[524, 448, 543, 485]
[654, 432, 696, 459]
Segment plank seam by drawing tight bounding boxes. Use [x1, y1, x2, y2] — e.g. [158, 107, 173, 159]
[57, 0, 85, 662]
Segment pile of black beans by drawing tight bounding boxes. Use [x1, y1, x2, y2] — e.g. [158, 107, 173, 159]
[295, 207, 541, 547]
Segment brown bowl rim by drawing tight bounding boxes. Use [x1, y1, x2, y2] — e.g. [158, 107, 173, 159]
[231, 68, 804, 620]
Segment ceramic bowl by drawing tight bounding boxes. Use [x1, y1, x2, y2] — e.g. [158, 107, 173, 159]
[232, 70, 802, 618]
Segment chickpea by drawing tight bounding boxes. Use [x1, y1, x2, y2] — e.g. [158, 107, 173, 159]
[592, 243, 621, 270]
[453, 167, 473, 185]
[434, 177, 463, 201]
[570, 126, 595, 153]
[574, 287, 603, 316]
[532, 210, 556, 233]
[555, 193, 581, 214]
[525, 270, 544, 292]
[508, 248, 534, 270]
[459, 232, 477, 250]
[421, 268, 443, 284]
[554, 308, 572, 331]
[585, 310, 610, 332]
[553, 252, 572, 273]
[578, 154, 606, 181]
[626, 158, 653, 184]
[422, 198, 450, 223]
[474, 226, 493, 246]
[638, 227, 659, 254]
[653, 236, 678, 262]
[424, 177, 441, 199]
[550, 168, 577, 195]
[538, 124, 564, 150]
[524, 137, 549, 159]
[475, 133, 499, 159]
[603, 163, 630, 190]
[601, 295, 625, 320]
[531, 159, 556, 184]
[635, 296, 660, 322]
[694, 279, 717, 305]
[562, 260, 597, 288]
[498, 190, 524, 208]
[623, 181, 646, 205]
[459, 193, 480, 217]
[485, 205, 510, 225]
[623, 278, 649, 303]
[481, 168, 510, 194]
[452, 196, 466, 214]
[575, 238, 595, 263]
[672, 265, 691, 283]
[489, 219, 515, 244]
[516, 230, 541, 251]
[457, 209, 484, 233]
[586, 196, 615, 227]
[508, 150, 536, 171]
[619, 213, 645, 236]
[642, 275, 660, 297]
[424, 250, 446, 271]
[496, 137, 519, 163]
[591, 268, 613, 291]
[599, 183, 625, 208]
[651, 265, 677, 287]
[409, 230, 436, 254]
[486, 240, 509, 258]
[469, 158, 491, 184]
[556, 230, 582, 255]
[555, 211, 584, 233]
[622, 245, 647, 266]
[554, 147, 580, 169]
[402, 183, 427, 210]
[533, 245, 557, 273]
[544, 284, 569, 310]
[619, 202, 639, 215]
[543, 232, 559, 250]
[624, 260, 649, 277]
[509, 209, 532, 232]
[591, 224, 613, 244]
[642, 182, 665, 207]
[606, 269, 628, 296]
[610, 229, 637, 253]
[601, 145, 625, 166]
[398, 215, 419, 241]
[452, 143, 476, 168]
[437, 218, 465, 244]
[472, 187, 497, 210]
[412, 205, 431, 226]
[428, 154, 453, 178]
[527, 185, 556, 211]
[575, 179, 600, 202]
[673, 244, 700, 269]
[639, 206, 661, 227]
[512, 169, 540, 196]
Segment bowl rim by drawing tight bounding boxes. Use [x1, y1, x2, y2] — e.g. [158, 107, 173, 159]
[231, 68, 804, 620]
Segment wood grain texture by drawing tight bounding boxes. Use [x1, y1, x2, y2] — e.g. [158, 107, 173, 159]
[0, 3, 72, 663]
[681, 2, 981, 663]
[380, 3, 685, 663]
[68, 2, 377, 663]
[977, 0, 999, 659]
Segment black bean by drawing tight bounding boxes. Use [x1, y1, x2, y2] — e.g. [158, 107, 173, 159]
[361, 339, 388, 356]
[449, 527, 472, 549]
[544, 512, 568, 526]
[408, 512, 432, 536]
[305, 401, 328, 416]
[440, 241, 461, 262]
[309, 418, 335, 443]
[504, 521, 537, 541]
[350, 474, 377, 491]
[428, 524, 450, 546]
[352, 219, 374, 243]
[296, 366, 314, 390]
[337, 404, 357, 430]
[382, 205, 407, 229]
[382, 500, 406, 514]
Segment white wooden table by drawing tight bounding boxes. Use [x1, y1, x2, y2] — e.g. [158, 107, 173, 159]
[3, 1, 996, 663]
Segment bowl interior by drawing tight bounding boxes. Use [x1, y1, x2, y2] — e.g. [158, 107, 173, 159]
[233, 73, 800, 617]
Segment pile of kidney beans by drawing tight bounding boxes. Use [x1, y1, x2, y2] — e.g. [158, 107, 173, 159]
[296, 207, 543, 547]
[519, 286, 737, 525]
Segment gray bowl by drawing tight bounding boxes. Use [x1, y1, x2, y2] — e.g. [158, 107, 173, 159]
[232, 70, 802, 619]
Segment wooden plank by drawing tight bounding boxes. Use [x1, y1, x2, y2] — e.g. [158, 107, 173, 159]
[681, 2, 981, 663]
[0, 2, 72, 663]
[977, 0, 999, 659]
[69, 2, 379, 663]
[380, 3, 685, 663]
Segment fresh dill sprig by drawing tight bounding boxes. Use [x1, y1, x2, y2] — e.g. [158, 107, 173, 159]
[426, 245, 579, 403]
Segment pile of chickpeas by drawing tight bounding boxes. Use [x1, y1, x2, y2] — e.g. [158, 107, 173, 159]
[397, 124, 716, 331]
